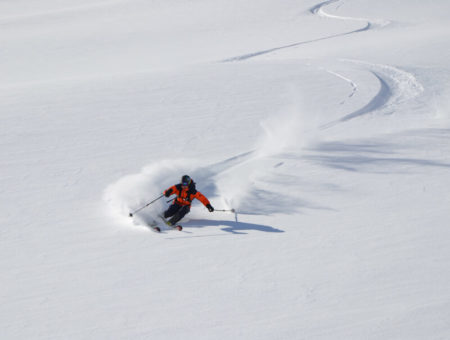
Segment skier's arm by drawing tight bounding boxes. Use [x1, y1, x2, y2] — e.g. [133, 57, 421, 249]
[194, 192, 214, 212]
[164, 185, 178, 197]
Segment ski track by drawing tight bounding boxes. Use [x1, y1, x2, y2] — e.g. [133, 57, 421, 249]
[310, 0, 389, 29]
[220, 0, 420, 130]
[222, 0, 387, 63]
[320, 67, 358, 105]
[224, 0, 423, 131]
[221, 24, 371, 63]
[219, 0, 409, 128]
[321, 60, 424, 129]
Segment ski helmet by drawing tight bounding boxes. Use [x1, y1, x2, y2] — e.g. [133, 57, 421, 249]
[181, 175, 192, 186]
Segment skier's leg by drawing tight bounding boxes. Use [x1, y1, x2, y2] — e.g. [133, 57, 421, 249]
[164, 204, 181, 218]
[168, 205, 190, 225]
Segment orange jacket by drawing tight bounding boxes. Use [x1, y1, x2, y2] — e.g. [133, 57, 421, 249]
[164, 184, 210, 207]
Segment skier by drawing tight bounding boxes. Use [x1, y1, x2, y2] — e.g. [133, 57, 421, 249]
[163, 175, 214, 226]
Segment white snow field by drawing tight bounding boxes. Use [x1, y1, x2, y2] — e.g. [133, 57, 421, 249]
[2, 0, 450, 338]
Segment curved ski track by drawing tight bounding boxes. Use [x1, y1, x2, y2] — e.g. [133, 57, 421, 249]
[305, 1, 423, 127]
[222, 0, 423, 130]
[310, 0, 389, 29]
[222, 0, 387, 62]
[321, 60, 424, 129]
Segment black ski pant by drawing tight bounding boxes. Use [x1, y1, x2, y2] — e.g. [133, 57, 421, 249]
[164, 203, 190, 225]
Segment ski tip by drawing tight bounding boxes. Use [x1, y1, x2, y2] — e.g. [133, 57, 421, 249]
[148, 225, 161, 232]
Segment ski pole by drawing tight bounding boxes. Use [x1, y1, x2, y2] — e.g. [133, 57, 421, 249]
[129, 194, 164, 217]
[215, 209, 236, 213]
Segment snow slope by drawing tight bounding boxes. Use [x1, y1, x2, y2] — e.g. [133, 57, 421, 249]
[1, 0, 450, 339]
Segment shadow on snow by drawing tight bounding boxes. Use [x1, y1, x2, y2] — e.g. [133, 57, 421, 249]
[305, 133, 450, 173]
[185, 219, 284, 235]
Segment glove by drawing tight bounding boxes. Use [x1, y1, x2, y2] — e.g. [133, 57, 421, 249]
[164, 189, 172, 197]
[206, 204, 214, 212]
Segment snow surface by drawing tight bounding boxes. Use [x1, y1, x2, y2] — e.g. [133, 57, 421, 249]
[2, 0, 450, 339]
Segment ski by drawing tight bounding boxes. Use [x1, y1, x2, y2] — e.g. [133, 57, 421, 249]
[147, 220, 161, 233]
[159, 215, 183, 231]
[131, 214, 161, 232]
[149, 225, 161, 233]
